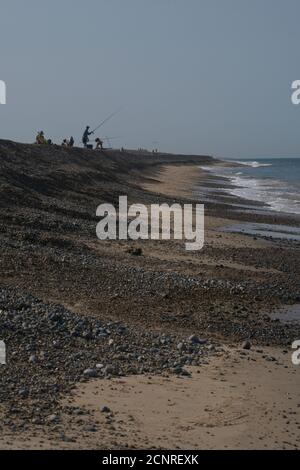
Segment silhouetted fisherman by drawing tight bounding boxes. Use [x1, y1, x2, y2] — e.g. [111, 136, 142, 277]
[69, 136, 74, 147]
[95, 137, 103, 150]
[82, 126, 93, 147]
[36, 131, 46, 144]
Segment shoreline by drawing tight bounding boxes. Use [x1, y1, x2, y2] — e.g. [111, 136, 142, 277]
[200, 159, 300, 223]
[143, 161, 300, 235]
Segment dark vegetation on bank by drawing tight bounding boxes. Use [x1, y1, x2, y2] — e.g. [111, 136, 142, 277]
[0, 139, 214, 207]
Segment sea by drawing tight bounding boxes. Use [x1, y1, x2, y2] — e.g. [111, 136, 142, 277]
[203, 158, 300, 216]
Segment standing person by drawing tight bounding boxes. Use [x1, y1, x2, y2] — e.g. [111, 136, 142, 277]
[69, 136, 74, 147]
[82, 126, 93, 147]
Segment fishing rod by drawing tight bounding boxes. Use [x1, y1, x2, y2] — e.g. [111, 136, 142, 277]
[100, 136, 122, 141]
[91, 108, 122, 134]
[89, 136, 122, 142]
[73, 136, 122, 147]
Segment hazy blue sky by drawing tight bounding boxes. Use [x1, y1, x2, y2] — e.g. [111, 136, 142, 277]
[1, 0, 300, 158]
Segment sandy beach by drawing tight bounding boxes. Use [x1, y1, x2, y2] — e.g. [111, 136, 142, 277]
[0, 141, 299, 450]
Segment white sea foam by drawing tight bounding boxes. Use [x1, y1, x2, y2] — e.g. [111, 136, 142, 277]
[234, 160, 272, 168]
[227, 175, 300, 215]
[199, 164, 300, 215]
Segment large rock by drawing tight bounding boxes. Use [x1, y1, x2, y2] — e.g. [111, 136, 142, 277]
[188, 335, 207, 345]
[83, 368, 98, 378]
